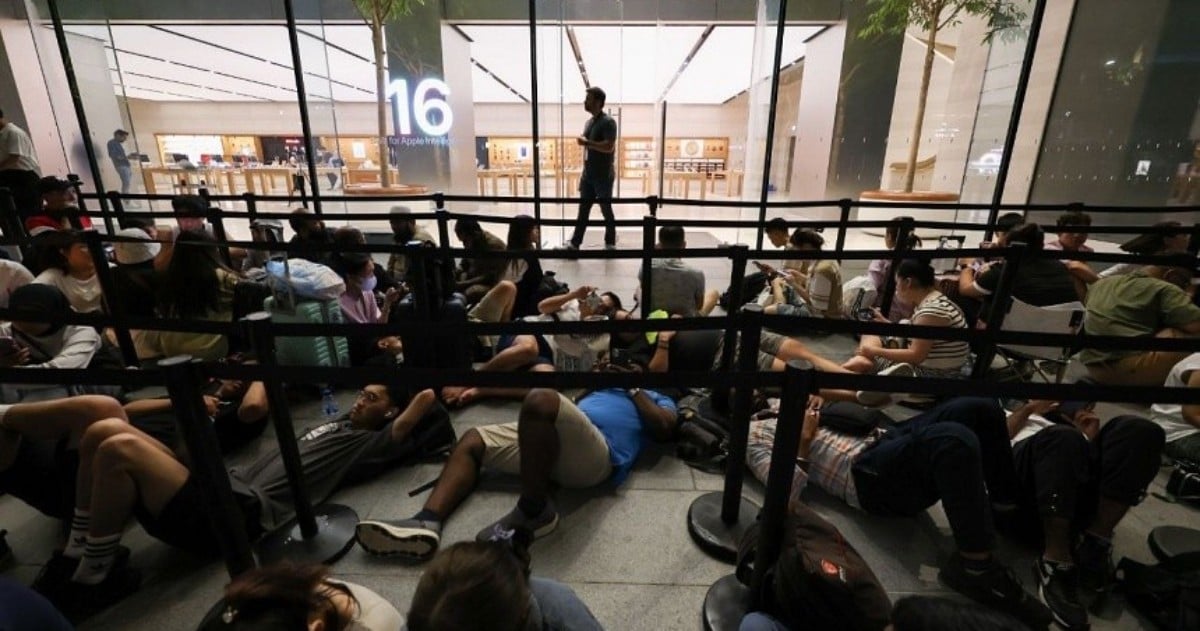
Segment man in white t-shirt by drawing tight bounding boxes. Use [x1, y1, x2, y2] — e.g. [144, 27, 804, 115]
[1152, 353, 1200, 463]
[0, 108, 42, 218]
[1005, 399, 1164, 630]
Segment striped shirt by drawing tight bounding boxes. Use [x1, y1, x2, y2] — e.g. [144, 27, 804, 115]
[747, 420, 880, 509]
[911, 290, 970, 372]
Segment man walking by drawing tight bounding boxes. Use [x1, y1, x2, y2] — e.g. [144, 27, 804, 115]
[107, 130, 133, 195]
[0, 108, 42, 218]
[564, 87, 617, 250]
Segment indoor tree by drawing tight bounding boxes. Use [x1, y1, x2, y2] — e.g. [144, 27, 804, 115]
[353, 0, 425, 188]
[861, 0, 1027, 193]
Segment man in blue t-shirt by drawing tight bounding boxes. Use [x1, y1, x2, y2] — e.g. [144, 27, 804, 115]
[355, 357, 678, 561]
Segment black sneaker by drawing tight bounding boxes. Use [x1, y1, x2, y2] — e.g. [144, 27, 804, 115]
[1035, 559, 1090, 630]
[475, 503, 559, 544]
[355, 518, 441, 561]
[939, 554, 1052, 630]
[32, 546, 132, 598]
[52, 565, 142, 624]
[1074, 534, 1114, 596]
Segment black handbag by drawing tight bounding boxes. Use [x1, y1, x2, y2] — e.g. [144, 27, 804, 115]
[818, 402, 894, 436]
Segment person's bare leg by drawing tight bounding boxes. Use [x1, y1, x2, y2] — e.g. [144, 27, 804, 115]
[700, 289, 720, 316]
[2, 395, 128, 448]
[842, 356, 876, 373]
[88, 433, 190, 538]
[517, 389, 561, 506]
[422, 428, 486, 520]
[459, 364, 554, 406]
[76, 419, 176, 513]
[479, 335, 540, 373]
[776, 338, 855, 374]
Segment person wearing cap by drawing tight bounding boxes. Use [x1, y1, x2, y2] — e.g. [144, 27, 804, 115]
[24, 176, 92, 236]
[111, 227, 162, 360]
[107, 130, 134, 195]
[1098, 221, 1191, 279]
[387, 205, 435, 283]
[1004, 398, 1164, 630]
[243, 218, 284, 272]
[0, 107, 41, 218]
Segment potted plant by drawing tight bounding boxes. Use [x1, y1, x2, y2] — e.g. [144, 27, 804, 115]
[858, 0, 1027, 220]
[352, 0, 425, 189]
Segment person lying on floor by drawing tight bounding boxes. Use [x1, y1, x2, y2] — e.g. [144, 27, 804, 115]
[744, 396, 1050, 630]
[442, 283, 627, 407]
[1004, 398, 1164, 631]
[354, 355, 678, 562]
[33, 384, 452, 622]
[123, 369, 269, 456]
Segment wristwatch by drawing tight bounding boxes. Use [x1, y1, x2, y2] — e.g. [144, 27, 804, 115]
[627, 387, 642, 399]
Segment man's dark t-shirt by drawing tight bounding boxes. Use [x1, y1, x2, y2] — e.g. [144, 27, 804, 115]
[975, 257, 1078, 315]
[231, 403, 450, 530]
[582, 113, 617, 179]
[107, 138, 129, 167]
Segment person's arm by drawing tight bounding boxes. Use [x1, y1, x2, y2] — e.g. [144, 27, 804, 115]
[1161, 288, 1200, 334]
[237, 382, 269, 424]
[579, 120, 617, 153]
[1066, 260, 1100, 285]
[24, 326, 100, 370]
[631, 391, 677, 441]
[959, 264, 995, 300]
[861, 312, 950, 365]
[389, 388, 437, 443]
[1182, 369, 1200, 429]
[0, 156, 19, 169]
[539, 285, 590, 315]
[647, 328, 675, 373]
[1006, 400, 1058, 439]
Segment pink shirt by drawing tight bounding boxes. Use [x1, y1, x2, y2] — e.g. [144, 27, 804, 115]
[338, 289, 381, 324]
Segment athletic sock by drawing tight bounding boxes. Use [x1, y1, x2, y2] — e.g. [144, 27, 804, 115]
[516, 495, 547, 519]
[71, 533, 122, 585]
[1039, 556, 1073, 575]
[63, 508, 91, 559]
[413, 508, 443, 526]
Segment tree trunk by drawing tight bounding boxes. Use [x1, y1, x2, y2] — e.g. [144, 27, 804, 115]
[903, 24, 939, 193]
[372, 21, 391, 188]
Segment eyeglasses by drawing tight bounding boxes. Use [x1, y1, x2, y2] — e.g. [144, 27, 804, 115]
[356, 389, 381, 403]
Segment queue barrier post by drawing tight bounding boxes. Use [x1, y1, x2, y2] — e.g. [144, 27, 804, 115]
[646, 194, 659, 218]
[641, 215, 657, 320]
[834, 198, 852, 262]
[434, 196, 450, 249]
[203, 188, 234, 269]
[242, 192, 258, 222]
[701, 360, 816, 630]
[878, 216, 914, 319]
[83, 230, 139, 367]
[713, 245, 751, 409]
[969, 243, 1025, 379]
[159, 355, 257, 578]
[244, 312, 358, 565]
[688, 304, 764, 563]
[104, 191, 126, 225]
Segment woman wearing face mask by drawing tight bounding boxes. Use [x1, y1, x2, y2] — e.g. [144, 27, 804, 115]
[32, 230, 103, 314]
[334, 252, 401, 365]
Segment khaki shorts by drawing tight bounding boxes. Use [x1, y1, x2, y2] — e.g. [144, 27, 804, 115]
[711, 330, 788, 373]
[474, 393, 613, 488]
[1086, 351, 1191, 388]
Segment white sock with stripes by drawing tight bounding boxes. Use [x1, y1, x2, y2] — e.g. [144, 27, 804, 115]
[63, 508, 91, 559]
[71, 533, 123, 585]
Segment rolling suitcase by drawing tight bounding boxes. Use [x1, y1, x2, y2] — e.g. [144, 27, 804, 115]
[264, 296, 350, 367]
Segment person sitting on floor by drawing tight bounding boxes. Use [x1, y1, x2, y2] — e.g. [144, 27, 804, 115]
[760, 229, 842, 320]
[1099, 221, 1190, 279]
[406, 539, 602, 631]
[1004, 399, 1164, 631]
[331, 251, 401, 365]
[957, 223, 1081, 321]
[0, 284, 106, 403]
[1046, 210, 1100, 293]
[1151, 352, 1200, 464]
[867, 217, 922, 321]
[745, 396, 1050, 630]
[503, 214, 544, 319]
[454, 218, 507, 305]
[123, 370, 269, 456]
[333, 226, 399, 292]
[111, 227, 162, 360]
[387, 205, 436, 284]
[288, 207, 336, 265]
[354, 357, 677, 562]
[198, 563, 402, 631]
[24, 176, 92, 236]
[34, 385, 452, 620]
[1078, 252, 1200, 387]
[154, 229, 242, 361]
[32, 229, 103, 314]
[638, 225, 706, 317]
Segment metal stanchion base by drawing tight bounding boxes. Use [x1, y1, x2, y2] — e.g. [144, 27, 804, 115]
[255, 504, 358, 566]
[701, 574, 750, 631]
[687, 492, 760, 563]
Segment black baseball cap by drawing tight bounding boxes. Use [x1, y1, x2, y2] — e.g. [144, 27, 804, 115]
[37, 176, 73, 196]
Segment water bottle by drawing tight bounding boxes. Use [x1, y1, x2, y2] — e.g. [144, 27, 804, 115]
[321, 386, 339, 421]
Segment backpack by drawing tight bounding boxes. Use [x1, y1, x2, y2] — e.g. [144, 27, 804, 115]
[719, 271, 771, 311]
[675, 394, 733, 473]
[842, 275, 878, 319]
[736, 503, 892, 631]
[532, 270, 570, 305]
[818, 402, 894, 436]
[1117, 551, 1200, 631]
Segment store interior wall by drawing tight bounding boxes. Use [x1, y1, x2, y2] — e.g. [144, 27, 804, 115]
[440, 22, 477, 195]
[67, 31, 123, 193]
[0, 17, 70, 177]
[788, 21, 843, 209]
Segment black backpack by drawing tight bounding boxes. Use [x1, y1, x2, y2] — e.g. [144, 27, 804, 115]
[718, 271, 771, 311]
[1117, 551, 1200, 631]
[675, 394, 732, 474]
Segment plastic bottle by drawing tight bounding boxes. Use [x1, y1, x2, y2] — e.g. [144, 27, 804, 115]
[321, 386, 339, 421]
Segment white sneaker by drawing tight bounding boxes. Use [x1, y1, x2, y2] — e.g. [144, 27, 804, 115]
[855, 363, 917, 407]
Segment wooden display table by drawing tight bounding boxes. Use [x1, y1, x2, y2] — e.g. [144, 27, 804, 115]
[342, 184, 429, 196]
[711, 170, 745, 197]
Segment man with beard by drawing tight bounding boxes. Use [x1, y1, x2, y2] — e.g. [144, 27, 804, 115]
[387, 205, 436, 282]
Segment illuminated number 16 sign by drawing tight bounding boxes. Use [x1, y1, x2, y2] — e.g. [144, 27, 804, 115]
[388, 78, 453, 137]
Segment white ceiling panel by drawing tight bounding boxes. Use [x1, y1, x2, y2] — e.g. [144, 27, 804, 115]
[665, 25, 819, 104]
[460, 25, 587, 104]
[571, 25, 705, 104]
[161, 25, 296, 69]
[299, 24, 376, 61]
[471, 64, 525, 103]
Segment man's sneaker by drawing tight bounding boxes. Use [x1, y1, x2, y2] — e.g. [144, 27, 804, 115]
[855, 362, 916, 407]
[475, 503, 559, 544]
[32, 546, 131, 598]
[555, 242, 579, 250]
[355, 519, 441, 561]
[1035, 559, 1090, 630]
[939, 554, 1052, 630]
[604, 243, 617, 250]
[52, 565, 142, 624]
[1074, 533, 1115, 596]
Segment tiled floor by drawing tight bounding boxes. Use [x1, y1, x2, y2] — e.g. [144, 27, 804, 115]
[1, 225, 1189, 630]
